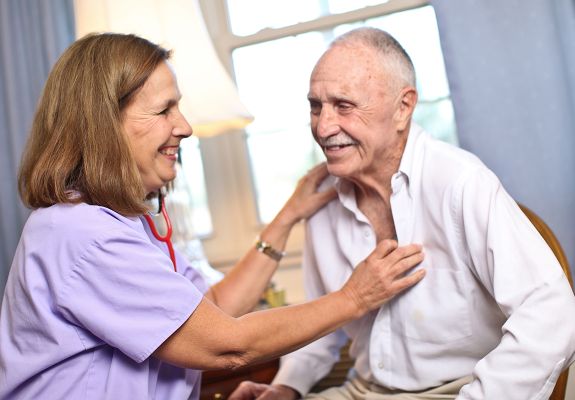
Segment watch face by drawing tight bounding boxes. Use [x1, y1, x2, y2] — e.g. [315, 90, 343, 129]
[255, 238, 283, 261]
[256, 239, 268, 252]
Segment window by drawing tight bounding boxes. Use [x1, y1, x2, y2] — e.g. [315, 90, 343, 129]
[232, 33, 326, 221]
[179, 137, 212, 236]
[193, 0, 455, 271]
[227, 0, 397, 36]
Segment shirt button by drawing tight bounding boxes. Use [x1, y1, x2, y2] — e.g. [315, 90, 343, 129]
[363, 230, 371, 237]
[378, 361, 384, 369]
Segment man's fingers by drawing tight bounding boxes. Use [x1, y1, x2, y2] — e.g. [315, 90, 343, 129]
[256, 385, 299, 400]
[256, 390, 279, 400]
[228, 381, 270, 400]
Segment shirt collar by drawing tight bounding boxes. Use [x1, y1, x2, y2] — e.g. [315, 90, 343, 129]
[333, 121, 423, 222]
[333, 122, 424, 200]
[334, 177, 360, 212]
[398, 123, 421, 178]
[394, 122, 424, 197]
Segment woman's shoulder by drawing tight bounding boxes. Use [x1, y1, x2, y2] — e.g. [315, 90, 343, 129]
[25, 202, 143, 245]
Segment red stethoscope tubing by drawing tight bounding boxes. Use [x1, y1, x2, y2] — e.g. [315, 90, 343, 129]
[144, 195, 177, 272]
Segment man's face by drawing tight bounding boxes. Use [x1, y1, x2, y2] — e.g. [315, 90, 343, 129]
[308, 43, 411, 181]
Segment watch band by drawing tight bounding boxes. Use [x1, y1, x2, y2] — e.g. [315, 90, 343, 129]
[255, 237, 286, 261]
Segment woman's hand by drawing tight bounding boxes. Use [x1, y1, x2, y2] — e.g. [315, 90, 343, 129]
[154, 239, 425, 371]
[208, 164, 334, 317]
[341, 240, 425, 316]
[275, 163, 337, 227]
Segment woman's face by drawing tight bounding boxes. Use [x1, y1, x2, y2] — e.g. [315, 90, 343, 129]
[122, 61, 193, 194]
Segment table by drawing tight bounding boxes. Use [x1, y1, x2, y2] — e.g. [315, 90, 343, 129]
[200, 358, 279, 400]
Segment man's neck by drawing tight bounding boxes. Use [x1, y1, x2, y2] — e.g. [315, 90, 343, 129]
[345, 127, 410, 241]
[354, 185, 397, 242]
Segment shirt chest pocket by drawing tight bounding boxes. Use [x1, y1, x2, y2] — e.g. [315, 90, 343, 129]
[392, 267, 472, 343]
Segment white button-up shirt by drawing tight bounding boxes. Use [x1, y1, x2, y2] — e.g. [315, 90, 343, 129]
[273, 124, 575, 399]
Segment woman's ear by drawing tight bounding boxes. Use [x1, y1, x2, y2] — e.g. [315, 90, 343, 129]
[393, 86, 418, 131]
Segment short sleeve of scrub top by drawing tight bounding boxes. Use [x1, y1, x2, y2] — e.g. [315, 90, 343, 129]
[52, 204, 204, 363]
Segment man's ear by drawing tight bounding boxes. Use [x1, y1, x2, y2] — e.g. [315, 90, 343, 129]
[393, 86, 418, 131]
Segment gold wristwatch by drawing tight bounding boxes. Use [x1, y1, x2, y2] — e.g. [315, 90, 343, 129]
[255, 237, 286, 261]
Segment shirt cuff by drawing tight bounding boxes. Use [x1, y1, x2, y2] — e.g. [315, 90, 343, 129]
[272, 355, 329, 396]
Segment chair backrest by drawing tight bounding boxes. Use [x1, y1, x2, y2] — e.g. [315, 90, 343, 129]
[519, 204, 573, 400]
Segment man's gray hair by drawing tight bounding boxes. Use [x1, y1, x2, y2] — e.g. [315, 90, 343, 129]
[331, 27, 416, 89]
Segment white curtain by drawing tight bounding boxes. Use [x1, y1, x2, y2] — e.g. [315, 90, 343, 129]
[431, 0, 575, 273]
[0, 0, 75, 295]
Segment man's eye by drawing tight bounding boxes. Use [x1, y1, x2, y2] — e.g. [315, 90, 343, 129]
[309, 102, 321, 115]
[157, 108, 169, 115]
[337, 102, 353, 111]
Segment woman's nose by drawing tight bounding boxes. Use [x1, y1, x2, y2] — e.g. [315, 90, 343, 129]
[173, 109, 193, 138]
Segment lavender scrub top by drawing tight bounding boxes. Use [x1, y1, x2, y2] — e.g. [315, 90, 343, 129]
[0, 203, 209, 399]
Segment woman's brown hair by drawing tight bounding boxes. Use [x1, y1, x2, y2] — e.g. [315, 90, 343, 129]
[18, 33, 171, 216]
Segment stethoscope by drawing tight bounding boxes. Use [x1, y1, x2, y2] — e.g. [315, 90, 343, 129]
[144, 190, 177, 272]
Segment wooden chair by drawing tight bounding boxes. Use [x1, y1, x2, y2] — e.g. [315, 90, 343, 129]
[311, 204, 573, 399]
[519, 204, 573, 400]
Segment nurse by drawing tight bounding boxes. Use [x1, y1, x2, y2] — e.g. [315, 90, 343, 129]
[0, 33, 425, 399]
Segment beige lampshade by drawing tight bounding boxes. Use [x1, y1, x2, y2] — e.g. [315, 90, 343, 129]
[73, 0, 253, 137]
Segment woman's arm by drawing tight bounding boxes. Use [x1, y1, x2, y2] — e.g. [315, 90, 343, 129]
[205, 164, 336, 316]
[153, 239, 425, 370]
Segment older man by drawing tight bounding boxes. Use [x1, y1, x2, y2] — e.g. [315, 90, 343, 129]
[230, 28, 575, 400]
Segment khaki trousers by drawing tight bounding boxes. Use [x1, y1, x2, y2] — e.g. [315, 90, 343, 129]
[305, 376, 472, 400]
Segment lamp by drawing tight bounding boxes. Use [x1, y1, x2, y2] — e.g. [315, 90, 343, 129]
[73, 0, 253, 137]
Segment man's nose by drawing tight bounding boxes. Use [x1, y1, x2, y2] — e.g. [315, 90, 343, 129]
[316, 108, 340, 138]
